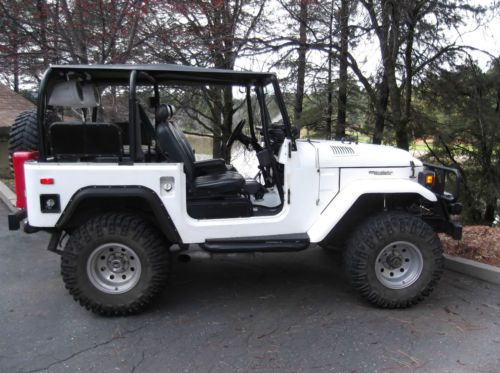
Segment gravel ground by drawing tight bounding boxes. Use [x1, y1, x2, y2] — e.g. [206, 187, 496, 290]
[1, 201, 500, 373]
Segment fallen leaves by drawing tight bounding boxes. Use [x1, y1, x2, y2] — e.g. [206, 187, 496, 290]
[440, 226, 500, 267]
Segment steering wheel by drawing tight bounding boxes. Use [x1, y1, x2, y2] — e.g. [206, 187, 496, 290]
[226, 119, 246, 149]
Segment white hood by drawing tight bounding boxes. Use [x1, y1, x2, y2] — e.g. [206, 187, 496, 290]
[297, 139, 421, 168]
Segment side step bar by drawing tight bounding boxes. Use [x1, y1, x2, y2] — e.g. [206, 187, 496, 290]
[201, 233, 310, 253]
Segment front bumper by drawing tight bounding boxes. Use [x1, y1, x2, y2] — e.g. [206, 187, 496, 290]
[446, 221, 463, 240]
[421, 198, 463, 240]
[421, 163, 463, 240]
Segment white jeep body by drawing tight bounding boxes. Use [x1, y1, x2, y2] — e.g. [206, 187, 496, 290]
[8, 64, 463, 314]
[24, 139, 434, 244]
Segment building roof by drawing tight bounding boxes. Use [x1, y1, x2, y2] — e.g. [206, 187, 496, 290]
[0, 84, 35, 128]
[46, 64, 276, 85]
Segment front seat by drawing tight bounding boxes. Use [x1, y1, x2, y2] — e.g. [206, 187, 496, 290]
[155, 104, 245, 195]
[158, 105, 235, 176]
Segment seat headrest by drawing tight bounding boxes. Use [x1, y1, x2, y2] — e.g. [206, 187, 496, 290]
[156, 104, 175, 123]
[48, 80, 99, 108]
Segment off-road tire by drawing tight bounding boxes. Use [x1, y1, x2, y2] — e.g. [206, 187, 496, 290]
[344, 211, 443, 308]
[61, 213, 171, 316]
[8, 110, 59, 174]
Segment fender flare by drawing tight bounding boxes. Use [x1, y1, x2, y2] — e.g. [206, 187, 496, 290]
[56, 185, 181, 243]
[307, 178, 437, 243]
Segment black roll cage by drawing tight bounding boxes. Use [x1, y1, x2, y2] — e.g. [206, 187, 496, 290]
[36, 64, 296, 163]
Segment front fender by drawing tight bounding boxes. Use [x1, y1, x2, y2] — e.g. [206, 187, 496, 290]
[307, 178, 437, 243]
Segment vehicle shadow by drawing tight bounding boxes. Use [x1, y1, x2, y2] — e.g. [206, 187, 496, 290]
[148, 245, 500, 321]
[152, 246, 355, 313]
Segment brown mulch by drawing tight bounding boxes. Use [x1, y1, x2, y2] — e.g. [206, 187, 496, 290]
[440, 226, 500, 267]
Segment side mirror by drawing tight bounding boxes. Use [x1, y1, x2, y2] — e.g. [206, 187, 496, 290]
[290, 126, 299, 139]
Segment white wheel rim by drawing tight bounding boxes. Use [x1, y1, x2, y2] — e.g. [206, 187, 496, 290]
[87, 243, 142, 294]
[375, 241, 424, 289]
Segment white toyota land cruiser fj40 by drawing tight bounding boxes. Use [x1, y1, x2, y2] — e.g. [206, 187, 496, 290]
[8, 64, 462, 315]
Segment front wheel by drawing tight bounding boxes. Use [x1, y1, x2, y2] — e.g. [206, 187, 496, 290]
[344, 211, 443, 308]
[61, 213, 171, 316]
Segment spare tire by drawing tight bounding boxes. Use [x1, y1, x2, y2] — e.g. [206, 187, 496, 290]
[8, 110, 59, 174]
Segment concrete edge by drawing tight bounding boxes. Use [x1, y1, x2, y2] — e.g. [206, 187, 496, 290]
[0, 180, 16, 213]
[444, 254, 500, 285]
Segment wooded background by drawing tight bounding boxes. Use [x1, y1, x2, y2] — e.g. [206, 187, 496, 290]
[0, 0, 499, 225]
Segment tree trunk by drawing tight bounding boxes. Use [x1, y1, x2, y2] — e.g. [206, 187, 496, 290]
[212, 125, 223, 159]
[336, 0, 349, 140]
[211, 87, 224, 160]
[221, 85, 234, 162]
[36, 0, 49, 66]
[326, 53, 333, 139]
[395, 122, 409, 150]
[386, 4, 407, 150]
[325, 1, 334, 140]
[482, 161, 497, 224]
[208, 4, 235, 163]
[373, 74, 389, 144]
[13, 68, 19, 93]
[12, 29, 19, 93]
[484, 198, 497, 224]
[294, 0, 308, 124]
[75, 1, 89, 64]
[403, 21, 415, 125]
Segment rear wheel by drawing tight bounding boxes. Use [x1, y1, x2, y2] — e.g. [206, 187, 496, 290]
[344, 211, 443, 308]
[61, 213, 171, 316]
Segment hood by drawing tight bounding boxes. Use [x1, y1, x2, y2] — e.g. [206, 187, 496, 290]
[297, 139, 421, 168]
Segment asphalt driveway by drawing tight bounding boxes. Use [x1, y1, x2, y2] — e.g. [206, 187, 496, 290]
[1, 201, 499, 373]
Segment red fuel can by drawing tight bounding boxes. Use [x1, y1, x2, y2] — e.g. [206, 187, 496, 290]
[13, 151, 39, 209]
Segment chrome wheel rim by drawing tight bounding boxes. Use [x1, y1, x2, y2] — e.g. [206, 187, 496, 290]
[375, 241, 423, 289]
[87, 243, 142, 294]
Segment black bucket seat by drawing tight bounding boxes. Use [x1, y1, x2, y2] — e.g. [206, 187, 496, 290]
[155, 104, 245, 195]
[157, 105, 235, 176]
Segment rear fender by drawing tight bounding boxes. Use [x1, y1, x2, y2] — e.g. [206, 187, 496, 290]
[57, 186, 181, 244]
[307, 179, 437, 243]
